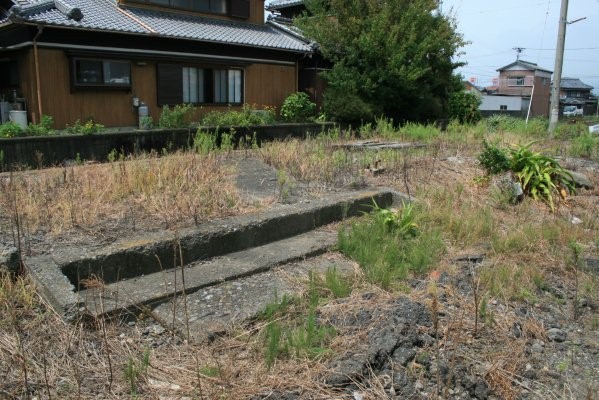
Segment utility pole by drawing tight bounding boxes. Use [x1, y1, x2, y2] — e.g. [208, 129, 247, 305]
[548, 0, 569, 134]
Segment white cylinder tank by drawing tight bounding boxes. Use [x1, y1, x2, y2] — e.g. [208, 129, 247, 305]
[9, 110, 27, 130]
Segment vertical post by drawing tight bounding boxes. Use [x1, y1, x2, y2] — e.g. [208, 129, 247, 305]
[548, 0, 569, 134]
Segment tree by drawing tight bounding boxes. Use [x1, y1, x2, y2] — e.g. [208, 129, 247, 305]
[448, 90, 482, 124]
[296, 0, 465, 123]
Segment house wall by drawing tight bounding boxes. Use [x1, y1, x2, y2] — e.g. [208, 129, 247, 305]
[21, 48, 297, 128]
[497, 69, 534, 96]
[530, 75, 551, 117]
[480, 94, 524, 112]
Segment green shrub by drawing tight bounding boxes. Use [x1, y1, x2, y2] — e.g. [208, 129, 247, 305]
[158, 104, 195, 128]
[0, 121, 23, 138]
[66, 119, 105, 135]
[201, 104, 276, 127]
[477, 140, 510, 175]
[280, 92, 316, 122]
[27, 115, 54, 136]
[323, 86, 374, 123]
[448, 91, 481, 124]
[401, 122, 440, 142]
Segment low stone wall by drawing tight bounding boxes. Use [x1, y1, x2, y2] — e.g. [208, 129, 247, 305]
[0, 122, 335, 169]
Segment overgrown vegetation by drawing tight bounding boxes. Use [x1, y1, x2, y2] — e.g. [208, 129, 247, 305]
[280, 92, 316, 122]
[296, 0, 465, 122]
[158, 103, 195, 128]
[201, 104, 276, 127]
[66, 118, 105, 135]
[2, 115, 599, 399]
[338, 200, 444, 289]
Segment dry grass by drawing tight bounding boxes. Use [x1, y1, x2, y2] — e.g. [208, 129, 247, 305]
[2, 122, 599, 398]
[0, 152, 259, 238]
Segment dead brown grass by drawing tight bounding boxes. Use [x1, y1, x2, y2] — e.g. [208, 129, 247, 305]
[0, 152, 260, 237]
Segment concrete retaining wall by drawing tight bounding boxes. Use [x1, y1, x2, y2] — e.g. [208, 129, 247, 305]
[0, 123, 335, 169]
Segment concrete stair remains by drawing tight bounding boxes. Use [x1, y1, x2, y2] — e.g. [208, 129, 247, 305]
[25, 187, 406, 325]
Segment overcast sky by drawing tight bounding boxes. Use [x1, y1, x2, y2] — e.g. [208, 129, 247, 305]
[443, 0, 599, 93]
[265, 1, 599, 93]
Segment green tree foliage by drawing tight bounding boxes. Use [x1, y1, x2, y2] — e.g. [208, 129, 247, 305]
[448, 90, 482, 124]
[296, 0, 465, 123]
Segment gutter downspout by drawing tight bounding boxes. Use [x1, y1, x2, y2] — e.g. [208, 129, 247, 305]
[33, 25, 44, 124]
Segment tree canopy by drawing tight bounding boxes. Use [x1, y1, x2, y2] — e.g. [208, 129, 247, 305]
[296, 0, 465, 123]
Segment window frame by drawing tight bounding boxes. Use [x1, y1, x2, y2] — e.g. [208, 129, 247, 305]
[70, 57, 132, 90]
[157, 63, 244, 106]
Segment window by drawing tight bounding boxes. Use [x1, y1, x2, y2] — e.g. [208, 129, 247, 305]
[157, 64, 244, 106]
[499, 105, 507, 111]
[72, 58, 131, 89]
[214, 69, 242, 104]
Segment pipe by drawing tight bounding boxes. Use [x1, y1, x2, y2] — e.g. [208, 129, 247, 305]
[33, 25, 44, 124]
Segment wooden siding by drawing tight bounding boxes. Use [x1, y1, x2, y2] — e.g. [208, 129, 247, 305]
[21, 49, 297, 128]
[245, 63, 297, 109]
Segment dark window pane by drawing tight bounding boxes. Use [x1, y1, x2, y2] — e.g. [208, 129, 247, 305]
[211, 0, 226, 13]
[192, 0, 210, 11]
[103, 61, 131, 84]
[148, 0, 169, 5]
[170, 0, 189, 8]
[157, 63, 183, 106]
[76, 60, 102, 84]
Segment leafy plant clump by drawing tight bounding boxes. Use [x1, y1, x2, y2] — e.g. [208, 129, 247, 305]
[339, 201, 444, 289]
[509, 142, 575, 211]
[27, 115, 55, 136]
[158, 103, 195, 128]
[0, 121, 23, 138]
[477, 140, 510, 175]
[66, 118, 105, 135]
[448, 90, 482, 124]
[201, 104, 276, 127]
[280, 92, 316, 122]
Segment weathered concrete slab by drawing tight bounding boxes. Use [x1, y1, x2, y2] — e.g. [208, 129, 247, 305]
[25, 187, 407, 320]
[333, 141, 426, 151]
[153, 254, 357, 341]
[79, 229, 337, 318]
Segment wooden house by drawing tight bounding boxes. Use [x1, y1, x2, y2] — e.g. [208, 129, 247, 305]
[0, 0, 312, 128]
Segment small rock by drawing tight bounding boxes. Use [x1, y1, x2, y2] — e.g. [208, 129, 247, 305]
[415, 381, 424, 390]
[531, 341, 544, 354]
[570, 216, 583, 225]
[547, 328, 567, 342]
[566, 170, 593, 189]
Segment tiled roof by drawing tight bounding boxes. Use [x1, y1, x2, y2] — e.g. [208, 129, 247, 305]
[4, 0, 312, 52]
[266, 0, 304, 11]
[497, 60, 552, 74]
[561, 77, 593, 90]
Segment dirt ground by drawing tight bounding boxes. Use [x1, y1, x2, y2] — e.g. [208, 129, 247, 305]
[1, 141, 599, 399]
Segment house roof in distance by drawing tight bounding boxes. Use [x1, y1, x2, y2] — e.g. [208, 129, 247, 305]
[561, 77, 594, 90]
[497, 60, 552, 74]
[2, 0, 312, 53]
[266, 0, 304, 11]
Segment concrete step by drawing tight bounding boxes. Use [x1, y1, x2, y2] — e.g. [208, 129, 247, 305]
[152, 253, 357, 342]
[78, 228, 338, 318]
[26, 186, 406, 322]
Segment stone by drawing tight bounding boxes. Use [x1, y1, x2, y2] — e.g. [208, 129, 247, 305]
[547, 328, 567, 342]
[0, 246, 19, 275]
[565, 170, 593, 189]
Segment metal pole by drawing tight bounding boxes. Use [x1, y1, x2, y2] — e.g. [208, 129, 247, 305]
[548, 0, 568, 134]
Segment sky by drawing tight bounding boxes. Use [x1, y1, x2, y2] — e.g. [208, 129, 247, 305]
[442, 0, 599, 93]
[265, 0, 599, 94]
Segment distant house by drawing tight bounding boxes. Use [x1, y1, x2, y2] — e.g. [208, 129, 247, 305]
[0, 0, 313, 128]
[559, 77, 595, 116]
[494, 60, 552, 117]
